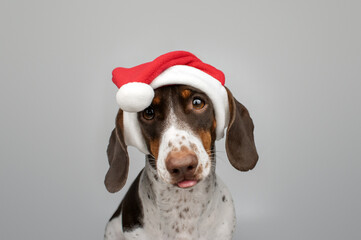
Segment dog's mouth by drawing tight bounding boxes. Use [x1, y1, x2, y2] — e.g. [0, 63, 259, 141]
[177, 179, 198, 188]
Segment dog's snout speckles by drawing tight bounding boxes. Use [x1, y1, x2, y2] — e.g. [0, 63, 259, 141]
[157, 124, 211, 185]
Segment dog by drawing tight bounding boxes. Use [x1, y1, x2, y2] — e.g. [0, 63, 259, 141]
[103, 83, 258, 240]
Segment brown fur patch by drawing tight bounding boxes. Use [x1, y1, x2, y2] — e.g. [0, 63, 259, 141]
[180, 89, 191, 99]
[152, 96, 161, 105]
[190, 143, 197, 151]
[212, 119, 217, 131]
[198, 130, 212, 152]
[149, 138, 160, 159]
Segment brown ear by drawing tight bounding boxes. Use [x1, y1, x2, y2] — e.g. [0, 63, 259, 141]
[225, 87, 258, 171]
[104, 110, 129, 193]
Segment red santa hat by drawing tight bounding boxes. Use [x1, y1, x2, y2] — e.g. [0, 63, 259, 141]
[112, 51, 229, 154]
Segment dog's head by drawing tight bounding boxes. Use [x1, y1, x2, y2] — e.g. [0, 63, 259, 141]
[105, 84, 258, 193]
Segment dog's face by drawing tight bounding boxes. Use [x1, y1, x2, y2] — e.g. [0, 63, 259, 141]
[137, 85, 216, 188]
[105, 85, 258, 193]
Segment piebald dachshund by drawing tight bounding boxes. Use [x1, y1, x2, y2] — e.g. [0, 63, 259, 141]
[104, 85, 258, 240]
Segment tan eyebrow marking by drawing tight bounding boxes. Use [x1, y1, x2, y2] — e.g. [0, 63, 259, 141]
[152, 96, 161, 105]
[181, 89, 191, 99]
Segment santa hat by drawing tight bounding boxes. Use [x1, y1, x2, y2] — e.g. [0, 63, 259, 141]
[112, 51, 229, 154]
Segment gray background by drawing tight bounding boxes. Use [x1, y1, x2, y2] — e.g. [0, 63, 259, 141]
[1, 0, 360, 239]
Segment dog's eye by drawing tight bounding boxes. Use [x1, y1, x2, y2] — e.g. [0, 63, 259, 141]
[143, 107, 155, 120]
[192, 98, 205, 109]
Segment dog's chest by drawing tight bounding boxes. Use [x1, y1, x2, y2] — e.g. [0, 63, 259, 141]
[135, 170, 235, 240]
[141, 186, 207, 239]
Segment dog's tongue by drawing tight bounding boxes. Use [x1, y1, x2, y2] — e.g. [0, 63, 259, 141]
[177, 180, 197, 188]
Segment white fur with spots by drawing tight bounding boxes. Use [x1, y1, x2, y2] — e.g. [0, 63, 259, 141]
[104, 162, 236, 240]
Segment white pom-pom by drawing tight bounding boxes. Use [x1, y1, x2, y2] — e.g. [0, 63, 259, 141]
[116, 82, 154, 112]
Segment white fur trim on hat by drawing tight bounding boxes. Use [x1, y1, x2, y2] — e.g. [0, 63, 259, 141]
[122, 65, 230, 154]
[123, 112, 150, 154]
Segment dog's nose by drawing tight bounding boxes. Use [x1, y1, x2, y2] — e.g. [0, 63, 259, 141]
[166, 151, 198, 177]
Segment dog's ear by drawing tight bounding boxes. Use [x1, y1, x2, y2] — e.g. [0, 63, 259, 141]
[104, 110, 129, 193]
[225, 87, 258, 171]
